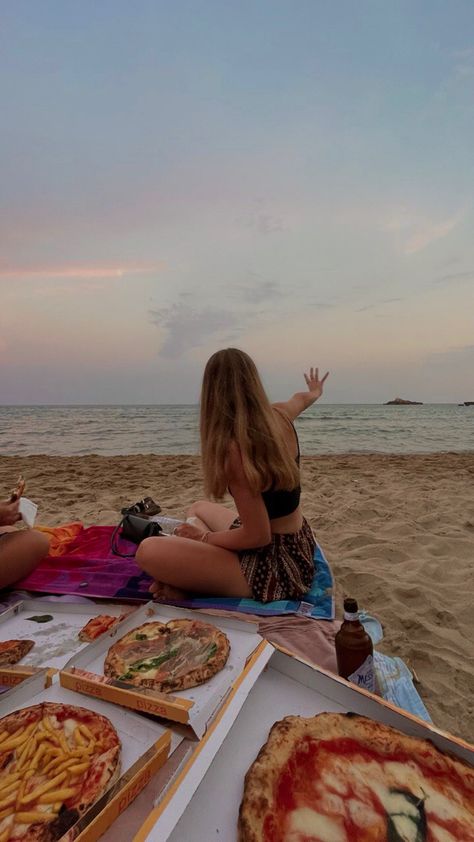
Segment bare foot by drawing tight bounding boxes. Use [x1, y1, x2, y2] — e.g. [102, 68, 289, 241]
[148, 580, 189, 602]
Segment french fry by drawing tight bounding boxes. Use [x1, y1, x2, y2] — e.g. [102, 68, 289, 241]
[0, 790, 17, 811]
[0, 806, 13, 820]
[0, 779, 20, 801]
[30, 743, 47, 770]
[73, 726, 86, 746]
[58, 732, 71, 756]
[66, 762, 89, 775]
[42, 716, 55, 733]
[0, 826, 12, 842]
[0, 722, 36, 751]
[51, 757, 83, 777]
[16, 734, 35, 769]
[41, 753, 68, 775]
[39, 786, 76, 804]
[0, 727, 22, 746]
[78, 723, 94, 741]
[36, 731, 56, 743]
[15, 811, 57, 823]
[15, 776, 27, 810]
[21, 771, 67, 805]
[0, 731, 9, 744]
[0, 772, 20, 788]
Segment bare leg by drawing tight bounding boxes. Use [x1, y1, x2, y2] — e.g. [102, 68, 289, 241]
[186, 500, 237, 532]
[135, 534, 251, 600]
[0, 530, 50, 590]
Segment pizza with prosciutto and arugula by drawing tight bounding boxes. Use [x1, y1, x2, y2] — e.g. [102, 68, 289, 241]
[238, 712, 474, 842]
[103, 618, 230, 693]
[0, 702, 121, 842]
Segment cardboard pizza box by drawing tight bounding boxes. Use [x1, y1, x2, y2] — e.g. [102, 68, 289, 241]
[60, 602, 271, 738]
[0, 598, 134, 685]
[135, 647, 474, 842]
[0, 670, 180, 842]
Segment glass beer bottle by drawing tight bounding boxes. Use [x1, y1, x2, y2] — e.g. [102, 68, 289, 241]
[335, 597, 376, 693]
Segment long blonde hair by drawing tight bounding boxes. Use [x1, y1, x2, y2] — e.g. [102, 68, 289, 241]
[200, 348, 300, 499]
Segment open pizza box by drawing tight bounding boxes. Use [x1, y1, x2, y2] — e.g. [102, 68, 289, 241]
[133, 646, 474, 842]
[0, 599, 135, 688]
[0, 670, 182, 842]
[59, 603, 269, 739]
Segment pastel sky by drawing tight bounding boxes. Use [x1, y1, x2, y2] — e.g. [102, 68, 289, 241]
[1, 1, 473, 404]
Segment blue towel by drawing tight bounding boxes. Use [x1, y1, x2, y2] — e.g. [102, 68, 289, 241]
[157, 542, 335, 619]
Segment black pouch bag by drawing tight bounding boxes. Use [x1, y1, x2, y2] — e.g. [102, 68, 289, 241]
[111, 514, 163, 557]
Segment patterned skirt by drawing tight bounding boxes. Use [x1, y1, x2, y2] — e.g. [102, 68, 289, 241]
[230, 517, 315, 603]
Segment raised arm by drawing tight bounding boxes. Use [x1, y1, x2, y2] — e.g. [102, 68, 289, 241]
[274, 366, 329, 421]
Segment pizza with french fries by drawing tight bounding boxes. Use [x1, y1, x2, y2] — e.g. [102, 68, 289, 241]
[0, 702, 121, 842]
[104, 618, 230, 693]
[0, 641, 35, 667]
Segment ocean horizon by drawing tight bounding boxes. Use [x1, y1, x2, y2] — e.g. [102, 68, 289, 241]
[1, 404, 473, 456]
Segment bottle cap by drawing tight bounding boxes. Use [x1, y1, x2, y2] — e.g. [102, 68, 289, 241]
[343, 597, 358, 613]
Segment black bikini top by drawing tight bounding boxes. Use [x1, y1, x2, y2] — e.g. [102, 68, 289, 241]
[261, 415, 301, 519]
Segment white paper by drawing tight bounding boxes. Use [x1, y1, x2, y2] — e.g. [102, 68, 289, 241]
[19, 496, 38, 527]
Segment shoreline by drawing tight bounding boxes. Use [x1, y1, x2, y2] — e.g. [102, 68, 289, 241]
[1, 452, 473, 741]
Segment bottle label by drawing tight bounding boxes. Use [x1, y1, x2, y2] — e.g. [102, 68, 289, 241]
[348, 655, 376, 693]
[343, 611, 359, 621]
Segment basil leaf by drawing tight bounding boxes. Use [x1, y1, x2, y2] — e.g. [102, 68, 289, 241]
[135, 633, 147, 640]
[27, 614, 53, 623]
[386, 789, 427, 842]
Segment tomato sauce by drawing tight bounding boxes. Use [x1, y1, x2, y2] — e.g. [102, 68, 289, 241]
[263, 736, 474, 842]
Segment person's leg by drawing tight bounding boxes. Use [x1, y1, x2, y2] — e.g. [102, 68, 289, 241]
[135, 535, 251, 599]
[186, 500, 237, 532]
[0, 530, 50, 589]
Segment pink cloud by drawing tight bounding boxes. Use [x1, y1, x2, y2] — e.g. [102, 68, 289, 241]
[0, 262, 165, 280]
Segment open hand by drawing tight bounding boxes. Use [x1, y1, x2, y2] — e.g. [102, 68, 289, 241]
[173, 523, 206, 541]
[0, 499, 21, 527]
[304, 366, 329, 400]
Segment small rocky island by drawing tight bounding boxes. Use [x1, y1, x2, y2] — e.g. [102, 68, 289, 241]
[385, 397, 423, 405]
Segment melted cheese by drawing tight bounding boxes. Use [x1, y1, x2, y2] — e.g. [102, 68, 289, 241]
[320, 770, 348, 796]
[422, 782, 472, 824]
[347, 798, 382, 830]
[64, 717, 76, 739]
[285, 808, 347, 842]
[390, 814, 422, 842]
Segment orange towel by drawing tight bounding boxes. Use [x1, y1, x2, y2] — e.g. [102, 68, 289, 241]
[36, 522, 83, 556]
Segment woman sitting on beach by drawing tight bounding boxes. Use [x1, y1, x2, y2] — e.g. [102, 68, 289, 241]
[0, 497, 50, 590]
[136, 348, 328, 602]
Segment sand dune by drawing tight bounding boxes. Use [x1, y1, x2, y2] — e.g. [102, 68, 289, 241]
[1, 452, 473, 741]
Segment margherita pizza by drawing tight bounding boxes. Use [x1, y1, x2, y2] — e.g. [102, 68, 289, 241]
[239, 712, 474, 842]
[0, 641, 34, 667]
[104, 618, 230, 693]
[78, 616, 121, 642]
[0, 702, 121, 842]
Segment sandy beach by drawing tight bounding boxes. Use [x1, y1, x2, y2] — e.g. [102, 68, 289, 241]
[1, 452, 473, 742]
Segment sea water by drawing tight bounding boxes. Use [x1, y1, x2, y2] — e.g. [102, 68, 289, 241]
[0, 404, 473, 456]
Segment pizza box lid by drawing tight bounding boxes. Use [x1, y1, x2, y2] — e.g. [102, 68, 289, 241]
[0, 671, 181, 842]
[0, 598, 135, 680]
[134, 646, 474, 842]
[59, 602, 269, 739]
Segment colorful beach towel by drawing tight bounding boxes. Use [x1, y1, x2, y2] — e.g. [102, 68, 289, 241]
[17, 525, 334, 619]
